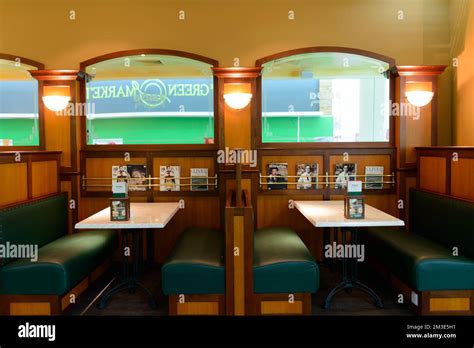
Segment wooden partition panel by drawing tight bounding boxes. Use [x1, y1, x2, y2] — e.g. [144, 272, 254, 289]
[416, 147, 474, 202]
[153, 157, 216, 192]
[225, 190, 254, 315]
[85, 156, 147, 193]
[31, 160, 58, 198]
[0, 162, 28, 206]
[0, 152, 61, 207]
[451, 158, 474, 201]
[419, 156, 447, 194]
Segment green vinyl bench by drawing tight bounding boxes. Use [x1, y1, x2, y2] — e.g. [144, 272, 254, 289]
[161, 226, 319, 315]
[0, 193, 117, 315]
[252, 227, 319, 315]
[363, 189, 474, 315]
[161, 227, 225, 315]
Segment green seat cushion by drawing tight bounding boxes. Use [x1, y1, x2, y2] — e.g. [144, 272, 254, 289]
[0, 194, 68, 265]
[410, 189, 474, 259]
[253, 227, 319, 294]
[162, 228, 225, 295]
[365, 227, 474, 291]
[0, 229, 117, 295]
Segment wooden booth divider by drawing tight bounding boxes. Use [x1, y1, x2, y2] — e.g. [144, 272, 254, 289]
[0, 151, 61, 208]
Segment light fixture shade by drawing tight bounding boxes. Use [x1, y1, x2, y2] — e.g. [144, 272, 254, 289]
[42, 85, 71, 112]
[224, 93, 252, 110]
[406, 91, 434, 107]
[42, 96, 71, 112]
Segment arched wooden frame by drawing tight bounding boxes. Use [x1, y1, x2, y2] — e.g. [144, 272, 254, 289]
[79, 49, 219, 151]
[0, 53, 45, 151]
[254, 46, 397, 149]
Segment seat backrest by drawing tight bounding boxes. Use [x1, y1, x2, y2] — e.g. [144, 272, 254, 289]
[0, 193, 68, 266]
[409, 189, 474, 259]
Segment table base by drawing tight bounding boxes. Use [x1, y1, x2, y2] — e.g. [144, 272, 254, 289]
[98, 229, 157, 310]
[323, 227, 384, 310]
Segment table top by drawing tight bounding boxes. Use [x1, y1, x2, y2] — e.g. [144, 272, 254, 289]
[294, 200, 405, 228]
[75, 202, 180, 229]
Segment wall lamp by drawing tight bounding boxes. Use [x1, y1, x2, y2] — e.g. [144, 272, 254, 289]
[223, 92, 253, 110]
[405, 81, 434, 108]
[29, 70, 91, 112]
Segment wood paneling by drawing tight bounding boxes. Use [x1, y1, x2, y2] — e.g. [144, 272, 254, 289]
[233, 215, 245, 315]
[261, 300, 303, 315]
[257, 194, 324, 260]
[224, 84, 252, 151]
[364, 194, 399, 217]
[85, 157, 147, 192]
[44, 108, 71, 168]
[153, 157, 215, 192]
[61, 180, 73, 233]
[153, 196, 220, 263]
[176, 301, 219, 315]
[10, 302, 51, 316]
[0, 163, 28, 206]
[430, 297, 470, 312]
[451, 158, 474, 201]
[262, 155, 324, 190]
[405, 106, 432, 164]
[31, 161, 58, 198]
[61, 277, 89, 311]
[226, 178, 251, 197]
[329, 154, 391, 183]
[419, 156, 446, 193]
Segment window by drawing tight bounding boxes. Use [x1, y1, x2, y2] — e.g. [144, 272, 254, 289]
[261, 51, 391, 143]
[0, 57, 40, 147]
[84, 53, 215, 145]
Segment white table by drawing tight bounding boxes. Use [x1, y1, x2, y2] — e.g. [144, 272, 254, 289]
[75, 202, 180, 309]
[294, 201, 405, 228]
[75, 202, 180, 229]
[294, 200, 404, 309]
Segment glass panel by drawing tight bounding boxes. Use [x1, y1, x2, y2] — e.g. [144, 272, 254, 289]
[262, 52, 390, 143]
[0, 59, 39, 146]
[85, 54, 214, 145]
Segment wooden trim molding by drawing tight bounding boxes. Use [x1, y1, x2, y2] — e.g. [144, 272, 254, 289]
[0, 53, 44, 69]
[256, 46, 396, 67]
[212, 67, 262, 79]
[29, 70, 82, 81]
[396, 65, 448, 76]
[80, 48, 218, 68]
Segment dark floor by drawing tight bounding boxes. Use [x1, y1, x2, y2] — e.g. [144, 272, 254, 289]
[68, 262, 413, 316]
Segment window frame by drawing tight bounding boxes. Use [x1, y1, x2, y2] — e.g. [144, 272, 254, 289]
[0, 53, 45, 151]
[255, 46, 396, 149]
[79, 49, 219, 151]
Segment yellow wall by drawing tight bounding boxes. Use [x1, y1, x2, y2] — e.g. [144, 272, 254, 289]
[0, 0, 453, 143]
[451, 0, 474, 145]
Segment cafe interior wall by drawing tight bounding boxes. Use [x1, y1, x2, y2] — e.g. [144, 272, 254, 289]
[450, 0, 474, 146]
[0, 0, 455, 145]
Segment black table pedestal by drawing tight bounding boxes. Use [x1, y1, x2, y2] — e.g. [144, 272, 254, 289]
[98, 229, 157, 309]
[323, 227, 383, 309]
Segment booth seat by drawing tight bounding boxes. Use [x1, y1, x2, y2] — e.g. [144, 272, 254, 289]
[162, 225, 319, 316]
[162, 227, 225, 315]
[253, 227, 319, 315]
[0, 193, 116, 315]
[363, 189, 474, 315]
